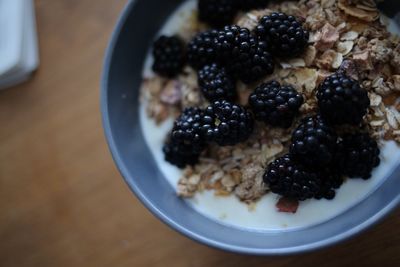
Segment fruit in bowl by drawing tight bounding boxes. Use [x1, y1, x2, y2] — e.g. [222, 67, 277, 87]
[102, 0, 400, 254]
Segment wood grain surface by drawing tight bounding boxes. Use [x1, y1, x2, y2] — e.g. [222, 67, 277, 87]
[0, 0, 399, 266]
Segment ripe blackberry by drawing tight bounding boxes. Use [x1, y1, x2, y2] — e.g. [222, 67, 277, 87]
[170, 107, 208, 151]
[213, 25, 245, 64]
[264, 154, 342, 201]
[163, 108, 208, 168]
[290, 115, 338, 169]
[236, 0, 270, 11]
[249, 81, 303, 128]
[152, 35, 185, 77]
[317, 72, 370, 125]
[198, 64, 236, 102]
[213, 26, 274, 83]
[229, 32, 275, 83]
[163, 141, 202, 168]
[314, 169, 343, 200]
[187, 29, 219, 69]
[337, 133, 380, 179]
[203, 100, 254, 146]
[198, 0, 237, 28]
[255, 12, 309, 57]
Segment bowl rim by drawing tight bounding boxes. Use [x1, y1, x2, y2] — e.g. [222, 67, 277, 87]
[101, 0, 400, 255]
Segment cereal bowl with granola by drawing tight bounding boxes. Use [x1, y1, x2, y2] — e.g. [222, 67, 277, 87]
[102, 0, 400, 254]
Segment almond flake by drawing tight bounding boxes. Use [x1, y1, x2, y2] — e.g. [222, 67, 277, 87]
[341, 31, 359, 41]
[370, 120, 385, 127]
[304, 46, 317, 66]
[369, 93, 382, 107]
[337, 41, 354, 55]
[332, 53, 344, 69]
[386, 108, 400, 129]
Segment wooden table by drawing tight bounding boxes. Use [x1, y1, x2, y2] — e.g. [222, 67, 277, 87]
[0, 0, 399, 266]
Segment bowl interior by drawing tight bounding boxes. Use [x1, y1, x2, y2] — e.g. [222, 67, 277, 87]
[102, 0, 400, 255]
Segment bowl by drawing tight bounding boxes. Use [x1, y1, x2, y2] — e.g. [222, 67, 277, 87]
[101, 0, 400, 255]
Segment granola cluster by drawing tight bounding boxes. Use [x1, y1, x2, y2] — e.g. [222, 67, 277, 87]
[140, 0, 400, 203]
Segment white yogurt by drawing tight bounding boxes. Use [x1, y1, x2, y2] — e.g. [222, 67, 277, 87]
[140, 0, 400, 231]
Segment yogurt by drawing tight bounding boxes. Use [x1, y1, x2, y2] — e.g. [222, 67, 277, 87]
[140, 0, 400, 231]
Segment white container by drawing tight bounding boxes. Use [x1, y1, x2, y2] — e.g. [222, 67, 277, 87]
[0, 0, 39, 89]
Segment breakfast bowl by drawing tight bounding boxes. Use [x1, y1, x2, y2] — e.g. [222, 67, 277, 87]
[101, 0, 400, 255]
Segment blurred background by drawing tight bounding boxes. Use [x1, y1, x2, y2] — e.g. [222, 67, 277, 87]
[0, 0, 399, 266]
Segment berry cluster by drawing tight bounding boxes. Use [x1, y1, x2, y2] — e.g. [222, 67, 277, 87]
[152, 2, 380, 203]
[264, 72, 378, 201]
[163, 101, 254, 167]
[153, 10, 310, 100]
[191, 25, 275, 84]
[264, 154, 342, 201]
[158, 8, 307, 169]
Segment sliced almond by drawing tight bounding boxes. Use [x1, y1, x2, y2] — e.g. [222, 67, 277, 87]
[304, 46, 317, 66]
[341, 31, 359, 41]
[369, 93, 382, 107]
[370, 120, 385, 127]
[386, 108, 400, 129]
[337, 41, 354, 55]
[332, 53, 344, 69]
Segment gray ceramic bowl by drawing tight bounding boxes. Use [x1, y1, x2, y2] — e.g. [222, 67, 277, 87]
[101, 0, 400, 255]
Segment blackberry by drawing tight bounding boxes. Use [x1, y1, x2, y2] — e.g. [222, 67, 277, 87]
[198, 64, 236, 102]
[317, 72, 370, 125]
[163, 141, 202, 168]
[170, 107, 208, 152]
[213, 26, 274, 83]
[203, 100, 254, 146]
[187, 29, 219, 69]
[336, 133, 380, 179]
[198, 0, 237, 28]
[255, 12, 309, 57]
[236, 0, 270, 11]
[152, 35, 185, 77]
[163, 108, 208, 168]
[314, 169, 343, 200]
[249, 81, 303, 128]
[213, 25, 245, 64]
[290, 115, 337, 169]
[228, 31, 275, 83]
[264, 154, 342, 201]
